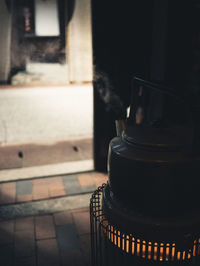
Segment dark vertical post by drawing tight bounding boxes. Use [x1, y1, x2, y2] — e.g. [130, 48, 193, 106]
[92, 1, 154, 171]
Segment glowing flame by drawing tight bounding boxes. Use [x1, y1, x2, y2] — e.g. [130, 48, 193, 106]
[103, 224, 199, 262]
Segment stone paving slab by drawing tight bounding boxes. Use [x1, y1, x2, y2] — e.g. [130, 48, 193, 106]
[37, 238, 60, 266]
[0, 182, 16, 205]
[0, 220, 15, 244]
[14, 256, 36, 266]
[35, 215, 56, 240]
[14, 230, 35, 258]
[56, 224, 80, 251]
[62, 175, 82, 195]
[16, 180, 33, 195]
[0, 172, 107, 205]
[15, 217, 34, 231]
[0, 245, 13, 266]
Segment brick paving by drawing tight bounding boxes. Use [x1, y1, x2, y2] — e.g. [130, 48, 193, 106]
[0, 171, 108, 266]
[0, 172, 107, 205]
[0, 209, 91, 266]
[0, 183, 16, 205]
[15, 217, 34, 232]
[0, 220, 15, 245]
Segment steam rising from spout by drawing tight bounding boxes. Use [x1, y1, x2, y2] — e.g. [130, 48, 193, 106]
[94, 70, 127, 120]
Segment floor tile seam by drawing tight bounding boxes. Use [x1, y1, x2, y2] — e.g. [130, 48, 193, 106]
[36, 236, 57, 242]
[54, 219, 65, 266]
[32, 216, 39, 266]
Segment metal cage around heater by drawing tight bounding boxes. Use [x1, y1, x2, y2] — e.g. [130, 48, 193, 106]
[90, 185, 200, 266]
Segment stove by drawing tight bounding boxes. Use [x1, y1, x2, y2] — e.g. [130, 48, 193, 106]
[90, 77, 200, 265]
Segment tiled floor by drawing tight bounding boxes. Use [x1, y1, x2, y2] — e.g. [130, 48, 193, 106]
[0, 171, 108, 266]
[0, 209, 90, 266]
[0, 172, 108, 205]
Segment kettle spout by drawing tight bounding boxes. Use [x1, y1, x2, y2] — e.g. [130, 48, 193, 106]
[115, 120, 126, 137]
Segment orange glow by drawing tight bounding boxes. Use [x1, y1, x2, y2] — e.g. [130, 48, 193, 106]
[142, 241, 146, 258]
[108, 225, 111, 240]
[122, 234, 125, 251]
[118, 231, 121, 248]
[111, 226, 114, 243]
[126, 236, 130, 253]
[193, 241, 197, 257]
[114, 229, 117, 245]
[102, 221, 199, 262]
[154, 243, 158, 261]
[160, 243, 164, 261]
[177, 251, 181, 260]
[148, 242, 152, 259]
[166, 243, 170, 261]
[172, 243, 176, 261]
[132, 238, 135, 255]
[188, 252, 192, 259]
[101, 216, 200, 262]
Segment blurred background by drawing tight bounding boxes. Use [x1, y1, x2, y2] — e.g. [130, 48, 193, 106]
[0, 0, 93, 176]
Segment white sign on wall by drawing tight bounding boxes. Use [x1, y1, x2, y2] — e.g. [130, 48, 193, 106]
[34, 0, 60, 36]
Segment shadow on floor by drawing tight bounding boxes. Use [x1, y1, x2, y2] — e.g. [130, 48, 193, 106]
[0, 209, 91, 266]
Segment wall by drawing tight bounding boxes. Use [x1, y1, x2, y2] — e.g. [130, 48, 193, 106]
[0, 0, 12, 82]
[66, 0, 93, 83]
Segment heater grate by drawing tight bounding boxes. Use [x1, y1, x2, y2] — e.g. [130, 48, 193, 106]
[90, 185, 200, 265]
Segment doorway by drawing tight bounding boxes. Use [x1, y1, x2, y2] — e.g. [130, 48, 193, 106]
[0, 0, 93, 179]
